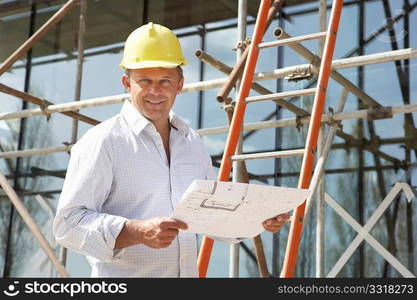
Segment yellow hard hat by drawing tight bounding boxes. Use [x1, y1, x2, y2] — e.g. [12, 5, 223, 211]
[119, 22, 187, 69]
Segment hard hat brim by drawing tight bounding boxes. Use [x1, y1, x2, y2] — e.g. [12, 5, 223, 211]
[120, 59, 187, 70]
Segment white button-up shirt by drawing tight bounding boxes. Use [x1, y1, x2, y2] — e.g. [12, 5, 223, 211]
[53, 100, 216, 277]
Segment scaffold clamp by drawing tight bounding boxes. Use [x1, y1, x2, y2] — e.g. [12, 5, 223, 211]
[40, 99, 52, 121]
[367, 106, 393, 121]
[326, 107, 343, 130]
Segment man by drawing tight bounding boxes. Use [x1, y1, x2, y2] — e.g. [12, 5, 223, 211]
[53, 22, 289, 277]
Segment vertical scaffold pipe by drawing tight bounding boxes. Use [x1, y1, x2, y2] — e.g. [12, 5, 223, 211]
[197, 0, 271, 278]
[280, 0, 344, 278]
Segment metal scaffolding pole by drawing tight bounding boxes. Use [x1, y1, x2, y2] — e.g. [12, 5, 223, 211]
[229, 0, 247, 278]
[1, 48, 415, 124]
[357, 0, 366, 277]
[61, 0, 87, 269]
[304, 89, 349, 225]
[71, 0, 87, 143]
[0, 0, 81, 76]
[282, 0, 343, 277]
[275, 28, 381, 108]
[0, 145, 72, 159]
[0, 83, 99, 125]
[272, 14, 285, 278]
[2, 103, 417, 160]
[197, 24, 206, 130]
[316, 0, 327, 278]
[5, 162, 411, 183]
[403, 0, 415, 275]
[247, 164, 410, 182]
[3, 2, 37, 277]
[380, 0, 417, 277]
[230, 44, 417, 140]
[0, 189, 62, 198]
[197, 104, 417, 135]
[7, 0, 415, 73]
[195, 50, 309, 116]
[0, 94, 126, 122]
[0, 171, 70, 277]
[185, 48, 417, 93]
[215, 0, 286, 103]
[198, 0, 272, 278]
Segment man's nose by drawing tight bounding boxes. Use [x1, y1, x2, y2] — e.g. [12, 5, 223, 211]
[148, 82, 162, 94]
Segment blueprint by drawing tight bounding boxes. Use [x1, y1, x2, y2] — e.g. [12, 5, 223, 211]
[171, 180, 311, 239]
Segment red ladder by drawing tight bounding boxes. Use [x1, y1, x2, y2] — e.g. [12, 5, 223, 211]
[197, 0, 344, 278]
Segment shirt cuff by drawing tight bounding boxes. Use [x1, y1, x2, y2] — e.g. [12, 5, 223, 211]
[104, 215, 128, 258]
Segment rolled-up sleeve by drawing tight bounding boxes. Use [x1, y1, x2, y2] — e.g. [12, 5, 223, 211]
[53, 137, 127, 262]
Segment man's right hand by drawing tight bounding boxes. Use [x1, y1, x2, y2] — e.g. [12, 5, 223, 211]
[115, 217, 188, 249]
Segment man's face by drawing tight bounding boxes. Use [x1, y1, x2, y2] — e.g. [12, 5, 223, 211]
[121, 67, 183, 128]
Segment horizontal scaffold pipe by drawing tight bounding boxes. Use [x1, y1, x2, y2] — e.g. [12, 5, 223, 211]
[1, 48, 416, 122]
[196, 104, 417, 136]
[0, 95, 129, 121]
[183, 48, 417, 93]
[0, 145, 72, 159]
[2, 104, 417, 159]
[0, 83, 99, 125]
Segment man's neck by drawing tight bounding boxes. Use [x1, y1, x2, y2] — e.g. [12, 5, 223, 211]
[153, 119, 171, 164]
[153, 119, 170, 137]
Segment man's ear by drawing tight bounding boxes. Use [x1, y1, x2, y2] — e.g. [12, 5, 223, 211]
[121, 74, 130, 92]
[177, 78, 184, 94]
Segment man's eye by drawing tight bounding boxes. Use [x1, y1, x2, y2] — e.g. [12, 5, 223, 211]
[138, 79, 151, 84]
[160, 79, 171, 86]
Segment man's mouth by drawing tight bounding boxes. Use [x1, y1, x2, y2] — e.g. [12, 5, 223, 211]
[145, 99, 165, 105]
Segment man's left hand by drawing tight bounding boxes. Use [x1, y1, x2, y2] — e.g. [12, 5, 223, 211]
[262, 213, 290, 233]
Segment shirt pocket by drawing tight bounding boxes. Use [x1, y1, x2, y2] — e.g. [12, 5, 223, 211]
[173, 163, 206, 194]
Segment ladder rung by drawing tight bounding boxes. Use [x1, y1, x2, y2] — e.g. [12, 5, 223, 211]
[258, 31, 327, 49]
[245, 88, 316, 104]
[231, 149, 305, 162]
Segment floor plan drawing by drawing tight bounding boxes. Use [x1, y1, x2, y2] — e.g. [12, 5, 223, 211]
[172, 180, 311, 239]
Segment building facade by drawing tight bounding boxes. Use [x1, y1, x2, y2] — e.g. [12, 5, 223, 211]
[0, 0, 416, 277]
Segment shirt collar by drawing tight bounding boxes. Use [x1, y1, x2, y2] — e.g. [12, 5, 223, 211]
[168, 110, 189, 137]
[121, 100, 189, 137]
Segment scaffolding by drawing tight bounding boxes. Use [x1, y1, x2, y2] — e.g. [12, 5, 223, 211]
[0, 0, 416, 278]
